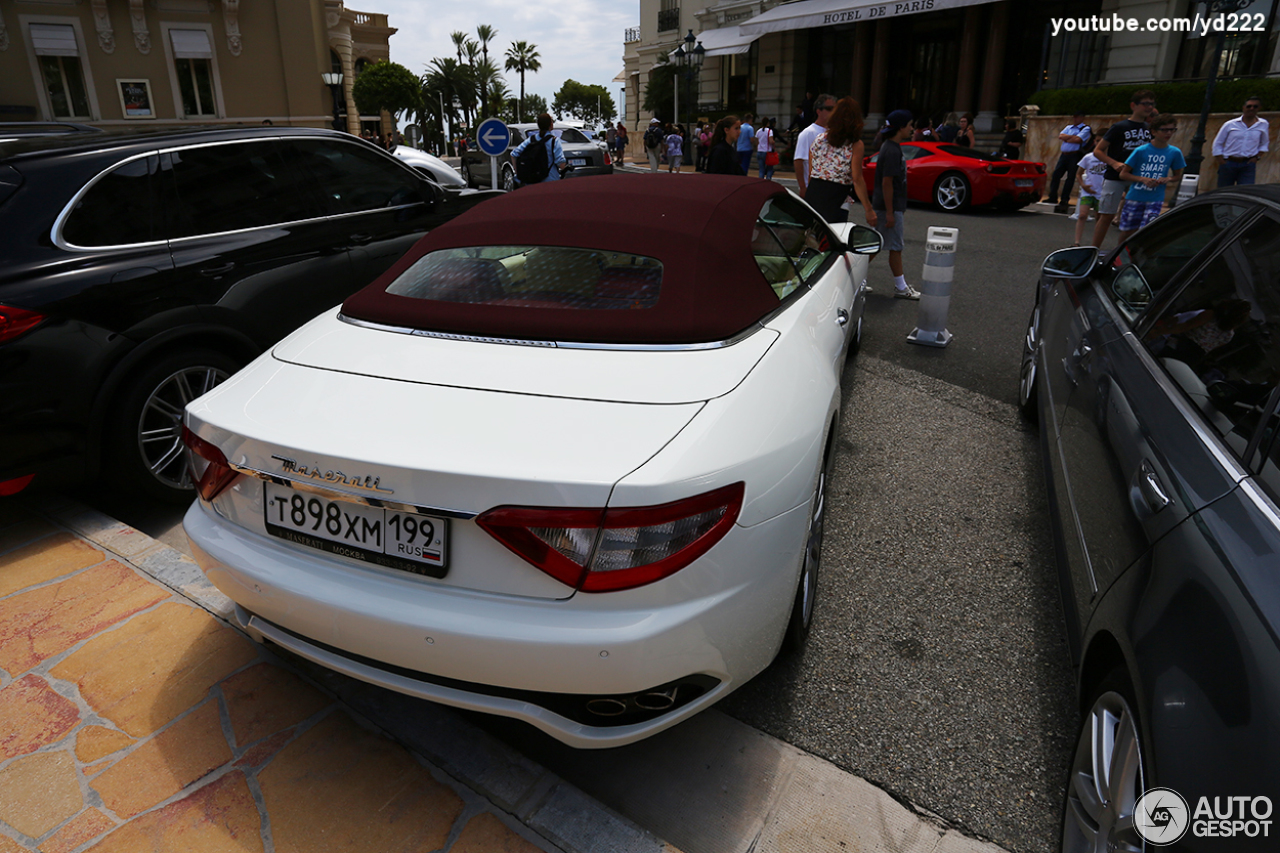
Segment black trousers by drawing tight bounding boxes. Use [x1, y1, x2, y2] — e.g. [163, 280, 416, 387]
[1048, 150, 1084, 203]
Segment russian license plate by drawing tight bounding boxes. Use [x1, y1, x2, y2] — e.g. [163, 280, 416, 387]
[570, 158, 588, 166]
[263, 482, 448, 578]
[1014, 179, 1034, 187]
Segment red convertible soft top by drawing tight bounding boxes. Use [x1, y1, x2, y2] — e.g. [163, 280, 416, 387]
[341, 174, 788, 344]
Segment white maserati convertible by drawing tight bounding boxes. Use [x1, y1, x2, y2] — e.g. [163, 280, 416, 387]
[182, 174, 880, 747]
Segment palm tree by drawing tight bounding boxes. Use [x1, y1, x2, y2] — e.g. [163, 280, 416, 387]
[474, 59, 505, 122]
[504, 41, 541, 122]
[450, 31, 467, 64]
[475, 26, 497, 119]
[425, 57, 475, 151]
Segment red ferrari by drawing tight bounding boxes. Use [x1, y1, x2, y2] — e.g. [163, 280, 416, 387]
[861, 142, 1046, 212]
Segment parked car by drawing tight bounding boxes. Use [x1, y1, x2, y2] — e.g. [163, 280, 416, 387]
[1020, 186, 1280, 852]
[459, 122, 613, 191]
[861, 141, 1045, 211]
[390, 144, 468, 188]
[0, 122, 102, 142]
[0, 126, 496, 502]
[182, 174, 881, 747]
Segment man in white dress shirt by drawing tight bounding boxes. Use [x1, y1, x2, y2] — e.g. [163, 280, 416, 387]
[793, 93, 834, 198]
[1212, 97, 1269, 187]
[1048, 111, 1092, 213]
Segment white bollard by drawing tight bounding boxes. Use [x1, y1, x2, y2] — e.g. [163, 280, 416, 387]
[1175, 174, 1199, 206]
[907, 226, 958, 348]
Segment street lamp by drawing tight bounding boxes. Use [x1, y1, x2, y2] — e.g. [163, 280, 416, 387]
[321, 72, 343, 132]
[1185, 0, 1236, 180]
[673, 30, 704, 164]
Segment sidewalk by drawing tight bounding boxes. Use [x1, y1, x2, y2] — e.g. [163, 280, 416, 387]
[0, 500, 670, 853]
[1, 493, 1016, 853]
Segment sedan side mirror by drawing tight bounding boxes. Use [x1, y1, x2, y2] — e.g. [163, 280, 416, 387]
[1042, 245, 1098, 278]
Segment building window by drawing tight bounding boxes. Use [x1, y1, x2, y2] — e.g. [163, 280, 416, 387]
[658, 0, 680, 33]
[31, 23, 90, 119]
[1042, 30, 1109, 89]
[170, 29, 217, 117]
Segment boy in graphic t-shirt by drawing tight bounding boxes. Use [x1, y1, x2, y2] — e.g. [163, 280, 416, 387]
[1070, 133, 1107, 246]
[1118, 113, 1185, 242]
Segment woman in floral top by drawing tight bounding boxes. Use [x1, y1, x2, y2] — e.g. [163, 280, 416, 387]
[804, 97, 876, 225]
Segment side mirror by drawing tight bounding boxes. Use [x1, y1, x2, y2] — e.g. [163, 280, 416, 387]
[1042, 245, 1098, 277]
[830, 222, 883, 255]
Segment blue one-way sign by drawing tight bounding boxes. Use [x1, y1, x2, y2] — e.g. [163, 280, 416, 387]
[476, 118, 511, 157]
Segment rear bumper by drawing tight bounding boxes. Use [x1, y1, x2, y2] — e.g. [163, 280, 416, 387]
[183, 496, 806, 748]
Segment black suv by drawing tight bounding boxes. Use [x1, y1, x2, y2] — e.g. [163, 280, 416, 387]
[0, 127, 494, 502]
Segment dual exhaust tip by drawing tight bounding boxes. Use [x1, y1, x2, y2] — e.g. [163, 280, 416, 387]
[585, 687, 679, 717]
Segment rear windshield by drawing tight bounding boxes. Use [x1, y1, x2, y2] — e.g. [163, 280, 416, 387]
[556, 128, 590, 144]
[384, 246, 663, 310]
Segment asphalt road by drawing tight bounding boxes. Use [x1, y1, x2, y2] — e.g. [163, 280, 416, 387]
[78, 188, 1093, 853]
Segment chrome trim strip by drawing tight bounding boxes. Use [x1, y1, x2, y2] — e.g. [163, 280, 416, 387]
[1238, 478, 1280, 529]
[228, 462, 477, 519]
[53, 136, 425, 252]
[337, 313, 764, 351]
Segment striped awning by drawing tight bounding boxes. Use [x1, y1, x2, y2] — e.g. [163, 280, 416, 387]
[170, 28, 213, 59]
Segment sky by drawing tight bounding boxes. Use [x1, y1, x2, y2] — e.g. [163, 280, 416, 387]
[373, 0, 636, 118]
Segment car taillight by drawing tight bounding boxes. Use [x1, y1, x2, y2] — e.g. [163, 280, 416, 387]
[0, 474, 35, 496]
[477, 482, 744, 592]
[0, 305, 46, 345]
[181, 425, 239, 501]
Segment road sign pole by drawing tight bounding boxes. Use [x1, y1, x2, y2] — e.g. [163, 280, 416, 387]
[491, 156, 499, 191]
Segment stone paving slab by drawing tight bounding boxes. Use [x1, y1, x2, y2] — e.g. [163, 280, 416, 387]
[0, 502, 671, 853]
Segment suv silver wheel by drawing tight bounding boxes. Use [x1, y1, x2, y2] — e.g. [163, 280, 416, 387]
[1062, 684, 1145, 853]
[138, 365, 230, 489]
[501, 165, 516, 192]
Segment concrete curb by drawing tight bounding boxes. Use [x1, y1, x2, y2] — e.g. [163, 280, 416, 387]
[30, 496, 678, 853]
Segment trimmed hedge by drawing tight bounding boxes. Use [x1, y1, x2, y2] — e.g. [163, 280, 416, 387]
[1028, 79, 1280, 115]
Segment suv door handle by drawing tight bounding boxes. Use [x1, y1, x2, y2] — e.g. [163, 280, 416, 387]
[199, 262, 235, 277]
[347, 233, 373, 246]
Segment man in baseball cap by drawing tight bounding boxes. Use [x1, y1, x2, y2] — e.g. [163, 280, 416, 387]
[873, 110, 920, 299]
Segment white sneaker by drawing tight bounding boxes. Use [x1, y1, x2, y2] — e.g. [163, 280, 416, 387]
[1068, 213, 1079, 220]
[894, 285, 921, 300]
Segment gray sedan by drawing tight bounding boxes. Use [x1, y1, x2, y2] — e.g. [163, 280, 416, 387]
[1021, 186, 1280, 853]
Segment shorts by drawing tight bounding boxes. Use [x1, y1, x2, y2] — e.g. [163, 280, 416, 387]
[1076, 195, 1099, 209]
[1098, 180, 1127, 215]
[1118, 199, 1164, 231]
[873, 209, 906, 251]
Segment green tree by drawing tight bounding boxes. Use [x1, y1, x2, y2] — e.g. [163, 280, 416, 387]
[522, 93, 548, 120]
[423, 57, 475, 153]
[351, 60, 421, 122]
[504, 41, 541, 122]
[450, 31, 467, 64]
[553, 80, 616, 126]
[641, 56, 677, 124]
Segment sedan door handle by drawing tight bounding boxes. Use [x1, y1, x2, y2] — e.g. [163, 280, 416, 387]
[836, 308, 849, 327]
[199, 262, 235, 277]
[1137, 460, 1172, 512]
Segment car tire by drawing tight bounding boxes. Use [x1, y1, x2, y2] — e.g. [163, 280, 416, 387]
[501, 165, 517, 192]
[1061, 668, 1147, 853]
[934, 172, 970, 211]
[108, 348, 239, 504]
[1019, 303, 1040, 421]
[782, 426, 835, 654]
[848, 311, 863, 359]
[460, 160, 474, 188]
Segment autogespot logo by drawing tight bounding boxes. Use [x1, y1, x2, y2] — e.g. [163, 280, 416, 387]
[1135, 787, 1190, 846]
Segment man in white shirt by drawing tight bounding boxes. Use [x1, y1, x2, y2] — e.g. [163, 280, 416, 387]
[1212, 97, 1269, 186]
[793, 93, 834, 198]
[1048, 111, 1091, 213]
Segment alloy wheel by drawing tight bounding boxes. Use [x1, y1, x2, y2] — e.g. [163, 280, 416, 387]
[137, 365, 230, 489]
[502, 166, 516, 192]
[936, 175, 968, 210]
[1062, 689, 1146, 853]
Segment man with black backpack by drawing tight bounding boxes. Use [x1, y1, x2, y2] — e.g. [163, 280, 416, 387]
[511, 113, 568, 187]
[643, 118, 665, 172]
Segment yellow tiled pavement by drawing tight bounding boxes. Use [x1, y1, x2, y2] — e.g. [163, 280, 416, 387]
[0, 507, 559, 853]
